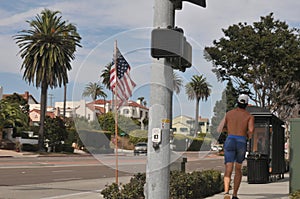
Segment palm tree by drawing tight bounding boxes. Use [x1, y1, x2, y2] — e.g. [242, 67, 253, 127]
[14, 9, 81, 151]
[82, 82, 107, 101]
[173, 71, 183, 95]
[100, 62, 114, 109]
[63, 24, 81, 119]
[171, 71, 183, 130]
[101, 62, 114, 90]
[185, 75, 211, 137]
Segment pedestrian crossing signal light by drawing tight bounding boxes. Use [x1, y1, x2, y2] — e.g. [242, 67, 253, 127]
[151, 28, 192, 72]
[184, 0, 206, 8]
[170, 0, 206, 10]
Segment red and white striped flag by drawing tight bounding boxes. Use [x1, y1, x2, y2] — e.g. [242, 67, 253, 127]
[110, 47, 136, 108]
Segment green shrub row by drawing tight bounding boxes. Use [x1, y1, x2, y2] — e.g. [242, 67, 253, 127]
[101, 170, 223, 199]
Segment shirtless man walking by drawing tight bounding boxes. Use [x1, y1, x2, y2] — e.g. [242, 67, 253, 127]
[217, 94, 255, 199]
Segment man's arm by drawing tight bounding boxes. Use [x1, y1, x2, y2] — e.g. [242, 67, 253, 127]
[247, 115, 255, 139]
[217, 117, 226, 133]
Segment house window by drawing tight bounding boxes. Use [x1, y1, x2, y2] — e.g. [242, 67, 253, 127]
[180, 128, 188, 132]
[199, 122, 205, 126]
[87, 114, 90, 120]
[123, 109, 129, 114]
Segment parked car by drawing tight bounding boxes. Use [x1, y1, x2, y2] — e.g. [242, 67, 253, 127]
[211, 144, 223, 152]
[134, 142, 147, 156]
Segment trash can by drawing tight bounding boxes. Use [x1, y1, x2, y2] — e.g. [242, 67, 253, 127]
[247, 153, 269, 184]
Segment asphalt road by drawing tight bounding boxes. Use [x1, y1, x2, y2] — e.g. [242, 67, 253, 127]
[0, 152, 224, 198]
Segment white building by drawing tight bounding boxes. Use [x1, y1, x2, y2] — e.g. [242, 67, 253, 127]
[53, 99, 149, 127]
[172, 115, 210, 136]
[55, 100, 97, 121]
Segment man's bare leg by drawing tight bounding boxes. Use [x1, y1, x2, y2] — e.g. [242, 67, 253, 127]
[224, 163, 234, 194]
[233, 163, 243, 197]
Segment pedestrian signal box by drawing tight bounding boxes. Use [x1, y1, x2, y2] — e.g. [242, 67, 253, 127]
[151, 28, 192, 72]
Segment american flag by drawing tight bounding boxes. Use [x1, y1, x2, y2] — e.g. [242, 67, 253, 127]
[110, 47, 136, 108]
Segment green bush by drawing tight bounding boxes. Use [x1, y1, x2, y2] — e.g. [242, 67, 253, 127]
[101, 170, 223, 199]
[290, 190, 300, 199]
[22, 144, 38, 152]
[242, 166, 248, 176]
[169, 170, 223, 198]
[62, 144, 74, 153]
[128, 130, 147, 145]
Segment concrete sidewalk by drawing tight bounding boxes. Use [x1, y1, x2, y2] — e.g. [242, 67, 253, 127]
[206, 174, 289, 199]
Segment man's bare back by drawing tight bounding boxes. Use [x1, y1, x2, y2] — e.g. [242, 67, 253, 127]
[218, 107, 254, 138]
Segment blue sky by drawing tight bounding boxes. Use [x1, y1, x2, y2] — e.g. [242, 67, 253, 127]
[0, 0, 300, 119]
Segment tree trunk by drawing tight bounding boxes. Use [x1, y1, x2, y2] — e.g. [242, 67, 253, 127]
[194, 98, 200, 137]
[63, 84, 67, 120]
[38, 81, 48, 152]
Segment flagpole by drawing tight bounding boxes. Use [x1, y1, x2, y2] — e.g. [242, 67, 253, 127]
[114, 40, 119, 184]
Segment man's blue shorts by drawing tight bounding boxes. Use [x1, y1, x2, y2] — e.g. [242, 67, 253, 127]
[224, 135, 247, 164]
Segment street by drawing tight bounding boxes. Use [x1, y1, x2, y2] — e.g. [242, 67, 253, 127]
[0, 152, 224, 198]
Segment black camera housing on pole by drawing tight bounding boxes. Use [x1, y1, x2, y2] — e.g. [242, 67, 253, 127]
[151, 27, 192, 72]
[170, 0, 206, 10]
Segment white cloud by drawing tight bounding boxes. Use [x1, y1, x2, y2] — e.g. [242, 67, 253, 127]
[1, 0, 300, 118]
[0, 35, 23, 72]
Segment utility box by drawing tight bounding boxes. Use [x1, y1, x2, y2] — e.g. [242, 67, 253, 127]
[290, 118, 300, 194]
[246, 106, 285, 184]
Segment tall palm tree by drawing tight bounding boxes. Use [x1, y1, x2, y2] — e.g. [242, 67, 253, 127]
[100, 62, 114, 109]
[82, 82, 107, 101]
[14, 9, 81, 151]
[63, 24, 81, 119]
[185, 75, 211, 137]
[171, 71, 183, 130]
[173, 71, 183, 95]
[100, 62, 113, 90]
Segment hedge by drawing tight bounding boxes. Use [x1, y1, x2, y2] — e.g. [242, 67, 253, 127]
[101, 170, 223, 199]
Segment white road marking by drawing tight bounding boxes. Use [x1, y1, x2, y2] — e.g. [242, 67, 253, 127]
[52, 177, 81, 181]
[40, 189, 102, 199]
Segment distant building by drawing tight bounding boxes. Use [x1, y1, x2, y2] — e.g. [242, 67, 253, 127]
[172, 115, 193, 136]
[1, 89, 149, 128]
[29, 109, 56, 126]
[2, 91, 39, 105]
[55, 100, 97, 121]
[54, 99, 149, 128]
[172, 115, 210, 136]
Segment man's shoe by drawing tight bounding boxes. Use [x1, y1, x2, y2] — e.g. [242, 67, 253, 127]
[232, 196, 239, 199]
[224, 193, 230, 199]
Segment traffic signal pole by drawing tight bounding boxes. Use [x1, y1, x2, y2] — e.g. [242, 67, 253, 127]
[145, 0, 174, 198]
